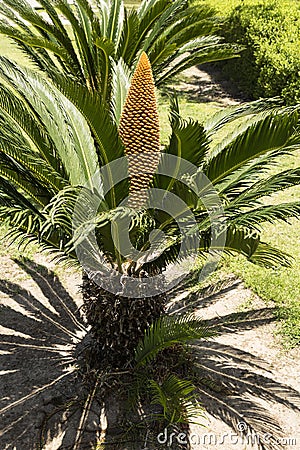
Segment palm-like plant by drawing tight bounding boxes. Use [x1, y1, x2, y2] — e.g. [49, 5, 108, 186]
[1, 51, 300, 446]
[0, 0, 238, 108]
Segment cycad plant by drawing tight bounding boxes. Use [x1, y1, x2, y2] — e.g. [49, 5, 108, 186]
[0, 0, 239, 107]
[1, 50, 300, 446]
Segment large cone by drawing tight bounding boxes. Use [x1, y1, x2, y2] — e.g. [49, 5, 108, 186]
[119, 52, 160, 209]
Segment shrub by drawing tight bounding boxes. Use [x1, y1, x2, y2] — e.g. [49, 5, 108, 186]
[220, 0, 300, 104]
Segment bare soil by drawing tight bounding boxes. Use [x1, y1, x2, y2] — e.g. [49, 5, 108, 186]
[1, 253, 300, 449]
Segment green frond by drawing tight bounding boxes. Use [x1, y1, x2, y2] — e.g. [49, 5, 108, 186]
[95, 36, 116, 101]
[156, 37, 239, 86]
[137, 0, 172, 20]
[141, 220, 292, 274]
[55, 0, 97, 88]
[3, 223, 78, 268]
[0, 177, 42, 215]
[140, 0, 187, 55]
[110, 58, 131, 124]
[205, 111, 300, 185]
[47, 72, 127, 208]
[222, 167, 300, 209]
[167, 102, 210, 167]
[2, 0, 81, 73]
[38, 0, 68, 32]
[0, 131, 66, 195]
[229, 202, 300, 231]
[135, 313, 214, 367]
[154, 99, 209, 197]
[0, 162, 49, 207]
[107, 0, 124, 45]
[215, 148, 289, 200]
[0, 205, 41, 235]
[148, 38, 177, 69]
[149, 374, 204, 424]
[97, 0, 110, 36]
[39, 185, 84, 249]
[249, 242, 292, 268]
[0, 85, 66, 185]
[129, 0, 174, 65]
[223, 226, 292, 268]
[165, 8, 218, 46]
[117, 8, 139, 62]
[0, 58, 99, 189]
[48, 71, 124, 165]
[0, 22, 71, 62]
[204, 98, 284, 135]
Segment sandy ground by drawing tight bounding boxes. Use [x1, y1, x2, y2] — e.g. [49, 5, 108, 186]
[0, 253, 299, 449]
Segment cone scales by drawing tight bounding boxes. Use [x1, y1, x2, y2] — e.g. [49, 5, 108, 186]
[119, 52, 160, 209]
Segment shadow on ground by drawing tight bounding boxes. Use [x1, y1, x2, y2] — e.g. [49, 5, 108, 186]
[162, 63, 249, 105]
[0, 258, 101, 450]
[0, 260, 299, 449]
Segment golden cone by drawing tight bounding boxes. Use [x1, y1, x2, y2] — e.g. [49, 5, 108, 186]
[119, 52, 160, 209]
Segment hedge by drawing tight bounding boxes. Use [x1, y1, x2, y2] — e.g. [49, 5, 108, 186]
[219, 0, 300, 105]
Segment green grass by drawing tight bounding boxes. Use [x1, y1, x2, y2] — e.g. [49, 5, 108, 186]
[0, 13, 299, 347]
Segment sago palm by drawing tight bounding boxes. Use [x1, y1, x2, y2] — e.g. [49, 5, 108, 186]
[0, 0, 239, 108]
[1, 53, 300, 447]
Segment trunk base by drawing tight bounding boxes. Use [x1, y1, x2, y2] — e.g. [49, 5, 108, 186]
[80, 273, 166, 369]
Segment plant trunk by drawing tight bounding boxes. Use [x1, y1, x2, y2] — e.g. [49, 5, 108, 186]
[80, 272, 166, 369]
[76, 273, 191, 449]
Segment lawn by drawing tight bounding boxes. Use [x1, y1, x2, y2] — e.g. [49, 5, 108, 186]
[0, 5, 299, 347]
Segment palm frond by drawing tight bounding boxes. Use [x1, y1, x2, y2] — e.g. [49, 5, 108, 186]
[154, 98, 209, 197]
[117, 8, 139, 62]
[0, 84, 59, 173]
[95, 36, 116, 101]
[204, 98, 284, 135]
[110, 57, 131, 124]
[156, 37, 239, 86]
[167, 99, 210, 167]
[48, 71, 124, 166]
[205, 111, 300, 185]
[149, 374, 204, 424]
[56, 0, 98, 88]
[2, 0, 82, 74]
[227, 167, 300, 207]
[228, 202, 300, 231]
[165, 7, 218, 46]
[215, 148, 293, 201]
[141, 0, 187, 55]
[0, 158, 50, 207]
[129, 0, 175, 65]
[135, 313, 214, 367]
[137, 0, 172, 20]
[0, 177, 42, 215]
[224, 226, 292, 268]
[107, 0, 124, 45]
[0, 57, 100, 190]
[96, 0, 110, 36]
